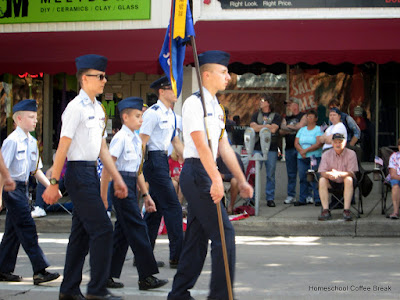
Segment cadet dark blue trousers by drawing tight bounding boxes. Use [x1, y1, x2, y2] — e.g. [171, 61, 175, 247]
[60, 161, 113, 297]
[109, 173, 159, 280]
[143, 151, 183, 261]
[168, 158, 236, 300]
[0, 182, 49, 273]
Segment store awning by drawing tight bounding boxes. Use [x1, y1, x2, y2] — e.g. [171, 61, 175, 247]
[1, 18, 400, 75]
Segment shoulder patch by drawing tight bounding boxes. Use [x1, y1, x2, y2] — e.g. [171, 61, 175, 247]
[193, 91, 201, 98]
[151, 105, 159, 110]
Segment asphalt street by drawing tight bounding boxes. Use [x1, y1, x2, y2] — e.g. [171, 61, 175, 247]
[0, 234, 398, 300]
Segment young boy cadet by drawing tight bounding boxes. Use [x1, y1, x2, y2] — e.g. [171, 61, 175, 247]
[42, 54, 128, 300]
[168, 51, 253, 300]
[139, 76, 184, 268]
[0, 99, 60, 285]
[100, 97, 168, 291]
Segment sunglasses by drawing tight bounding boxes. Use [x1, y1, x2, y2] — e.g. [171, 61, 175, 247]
[85, 74, 108, 81]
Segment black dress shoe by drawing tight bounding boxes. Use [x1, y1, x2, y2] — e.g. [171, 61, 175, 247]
[106, 278, 124, 288]
[59, 293, 86, 300]
[0, 272, 22, 282]
[138, 275, 168, 290]
[267, 200, 276, 207]
[133, 259, 165, 268]
[169, 259, 179, 269]
[314, 202, 322, 207]
[294, 201, 307, 206]
[86, 293, 122, 300]
[33, 270, 60, 285]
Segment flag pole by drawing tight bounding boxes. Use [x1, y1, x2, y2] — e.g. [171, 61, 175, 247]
[189, 35, 234, 300]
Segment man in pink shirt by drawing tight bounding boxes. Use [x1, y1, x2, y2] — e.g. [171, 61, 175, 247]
[318, 133, 358, 221]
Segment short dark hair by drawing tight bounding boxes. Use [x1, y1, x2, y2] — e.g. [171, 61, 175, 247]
[119, 108, 134, 123]
[307, 110, 318, 118]
[76, 68, 90, 86]
[328, 98, 341, 108]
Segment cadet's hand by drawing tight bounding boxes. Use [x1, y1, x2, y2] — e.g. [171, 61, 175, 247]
[3, 177, 16, 191]
[113, 178, 128, 199]
[43, 185, 62, 205]
[238, 181, 254, 199]
[144, 196, 157, 213]
[210, 177, 224, 204]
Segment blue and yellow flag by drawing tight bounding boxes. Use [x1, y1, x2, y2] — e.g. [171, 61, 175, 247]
[159, 0, 195, 98]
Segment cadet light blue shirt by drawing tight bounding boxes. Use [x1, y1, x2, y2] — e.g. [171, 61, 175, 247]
[139, 100, 175, 152]
[109, 124, 142, 173]
[182, 88, 226, 161]
[61, 89, 107, 161]
[1, 126, 43, 182]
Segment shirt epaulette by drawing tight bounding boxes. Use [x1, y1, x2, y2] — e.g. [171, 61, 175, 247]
[151, 105, 160, 110]
[193, 91, 201, 98]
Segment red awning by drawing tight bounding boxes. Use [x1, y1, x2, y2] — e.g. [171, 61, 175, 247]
[1, 18, 400, 75]
[190, 18, 400, 66]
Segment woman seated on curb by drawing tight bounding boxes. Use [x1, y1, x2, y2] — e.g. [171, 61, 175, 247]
[387, 138, 400, 219]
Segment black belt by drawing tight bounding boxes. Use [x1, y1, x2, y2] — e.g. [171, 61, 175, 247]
[67, 161, 97, 167]
[185, 158, 200, 163]
[119, 171, 137, 177]
[148, 150, 168, 156]
[15, 180, 28, 187]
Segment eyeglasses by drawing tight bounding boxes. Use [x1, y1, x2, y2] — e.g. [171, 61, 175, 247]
[85, 74, 108, 81]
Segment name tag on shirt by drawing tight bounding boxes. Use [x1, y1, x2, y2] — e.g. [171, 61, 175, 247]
[89, 116, 95, 120]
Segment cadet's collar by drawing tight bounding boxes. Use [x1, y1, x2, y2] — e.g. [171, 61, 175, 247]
[79, 89, 96, 106]
[16, 126, 33, 142]
[201, 87, 218, 104]
[156, 99, 172, 114]
[121, 124, 133, 136]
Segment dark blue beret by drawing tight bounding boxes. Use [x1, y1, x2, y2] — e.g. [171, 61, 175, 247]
[118, 97, 143, 113]
[198, 50, 230, 67]
[13, 99, 37, 113]
[75, 54, 108, 71]
[150, 76, 171, 90]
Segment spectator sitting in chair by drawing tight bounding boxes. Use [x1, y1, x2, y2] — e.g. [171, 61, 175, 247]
[387, 138, 400, 219]
[217, 150, 245, 215]
[317, 133, 358, 221]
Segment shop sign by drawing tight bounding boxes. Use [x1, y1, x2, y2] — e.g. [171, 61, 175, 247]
[218, 0, 400, 9]
[0, 0, 150, 24]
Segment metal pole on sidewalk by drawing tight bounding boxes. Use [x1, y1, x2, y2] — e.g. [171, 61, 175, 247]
[190, 35, 234, 300]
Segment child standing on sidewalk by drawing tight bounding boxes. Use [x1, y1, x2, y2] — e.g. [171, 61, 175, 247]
[0, 99, 60, 285]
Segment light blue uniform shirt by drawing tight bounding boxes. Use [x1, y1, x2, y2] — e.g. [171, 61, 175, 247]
[61, 89, 107, 161]
[1, 126, 43, 182]
[109, 125, 142, 173]
[182, 88, 226, 161]
[139, 100, 175, 152]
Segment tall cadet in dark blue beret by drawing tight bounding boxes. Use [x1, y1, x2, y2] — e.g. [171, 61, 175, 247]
[0, 99, 60, 285]
[139, 76, 184, 268]
[100, 97, 168, 291]
[168, 51, 253, 300]
[43, 54, 128, 300]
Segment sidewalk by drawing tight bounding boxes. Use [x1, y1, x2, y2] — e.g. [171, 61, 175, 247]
[1, 162, 397, 237]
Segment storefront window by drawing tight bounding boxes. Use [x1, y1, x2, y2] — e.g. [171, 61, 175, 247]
[0, 74, 44, 147]
[219, 62, 377, 161]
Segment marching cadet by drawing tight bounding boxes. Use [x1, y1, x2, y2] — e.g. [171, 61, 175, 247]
[139, 76, 184, 268]
[100, 97, 168, 291]
[168, 51, 253, 300]
[0, 99, 60, 285]
[43, 54, 128, 300]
